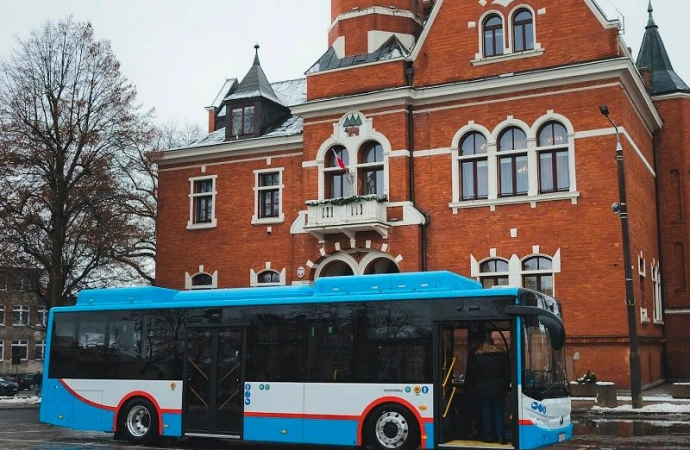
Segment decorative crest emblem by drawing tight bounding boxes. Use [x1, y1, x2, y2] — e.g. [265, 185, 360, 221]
[343, 114, 363, 137]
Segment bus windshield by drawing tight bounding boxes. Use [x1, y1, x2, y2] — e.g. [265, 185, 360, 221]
[522, 316, 569, 401]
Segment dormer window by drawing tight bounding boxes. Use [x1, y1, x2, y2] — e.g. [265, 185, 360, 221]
[231, 105, 255, 136]
[513, 9, 534, 52]
[483, 14, 504, 57]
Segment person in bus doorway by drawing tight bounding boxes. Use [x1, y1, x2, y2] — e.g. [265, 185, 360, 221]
[468, 333, 510, 444]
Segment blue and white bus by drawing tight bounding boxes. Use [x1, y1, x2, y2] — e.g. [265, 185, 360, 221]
[40, 271, 572, 449]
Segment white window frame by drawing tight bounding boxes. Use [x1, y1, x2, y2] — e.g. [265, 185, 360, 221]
[250, 264, 286, 287]
[521, 255, 555, 296]
[35, 340, 46, 360]
[184, 265, 218, 290]
[471, 248, 561, 290]
[477, 257, 511, 288]
[652, 261, 663, 324]
[11, 340, 28, 361]
[252, 168, 285, 224]
[472, 6, 544, 65]
[37, 306, 47, 327]
[451, 114, 578, 213]
[13, 305, 29, 326]
[316, 126, 391, 203]
[187, 175, 218, 230]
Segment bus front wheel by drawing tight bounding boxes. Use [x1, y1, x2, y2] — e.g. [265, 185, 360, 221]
[366, 404, 420, 450]
[119, 398, 159, 445]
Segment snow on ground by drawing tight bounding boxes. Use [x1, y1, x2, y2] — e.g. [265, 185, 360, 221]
[0, 395, 41, 406]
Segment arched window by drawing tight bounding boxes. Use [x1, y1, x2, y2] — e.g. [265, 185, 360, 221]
[359, 141, 384, 196]
[326, 145, 350, 198]
[364, 258, 400, 275]
[483, 14, 505, 57]
[319, 260, 355, 277]
[257, 270, 281, 286]
[537, 121, 569, 193]
[479, 259, 509, 288]
[191, 273, 213, 289]
[459, 132, 489, 200]
[498, 127, 528, 196]
[522, 256, 553, 295]
[513, 9, 534, 52]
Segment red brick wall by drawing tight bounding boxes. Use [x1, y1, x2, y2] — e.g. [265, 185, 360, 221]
[329, 13, 422, 56]
[413, 0, 621, 88]
[655, 97, 690, 379]
[307, 59, 408, 100]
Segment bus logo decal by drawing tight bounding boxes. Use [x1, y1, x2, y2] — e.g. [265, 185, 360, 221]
[531, 401, 547, 414]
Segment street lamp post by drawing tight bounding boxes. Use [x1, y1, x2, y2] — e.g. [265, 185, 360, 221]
[599, 105, 643, 409]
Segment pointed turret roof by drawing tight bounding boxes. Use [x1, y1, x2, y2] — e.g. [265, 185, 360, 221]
[226, 45, 282, 104]
[636, 1, 690, 95]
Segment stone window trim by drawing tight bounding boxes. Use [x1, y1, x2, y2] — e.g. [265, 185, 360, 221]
[315, 126, 392, 202]
[450, 114, 578, 212]
[187, 175, 218, 230]
[250, 265, 286, 287]
[473, 5, 543, 65]
[471, 249, 561, 292]
[482, 12, 505, 58]
[252, 168, 285, 225]
[185, 266, 218, 290]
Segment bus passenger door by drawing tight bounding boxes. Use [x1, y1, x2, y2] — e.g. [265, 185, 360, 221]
[184, 328, 245, 436]
[437, 324, 473, 445]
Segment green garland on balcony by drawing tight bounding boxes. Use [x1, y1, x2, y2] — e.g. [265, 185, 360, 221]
[306, 194, 388, 207]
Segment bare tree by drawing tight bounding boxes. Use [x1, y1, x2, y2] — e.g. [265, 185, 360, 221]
[0, 18, 156, 308]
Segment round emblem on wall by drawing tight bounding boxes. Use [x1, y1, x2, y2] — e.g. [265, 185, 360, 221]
[296, 266, 305, 278]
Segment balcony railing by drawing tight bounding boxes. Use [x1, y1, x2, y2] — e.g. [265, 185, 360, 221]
[304, 195, 390, 240]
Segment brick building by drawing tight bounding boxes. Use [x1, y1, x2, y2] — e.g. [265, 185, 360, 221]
[0, 267, 46, 377]
[156, 0, 690, 387]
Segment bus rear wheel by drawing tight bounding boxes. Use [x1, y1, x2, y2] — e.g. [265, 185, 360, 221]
[119, 398, 159, 445]
[366, 404, 420, 450]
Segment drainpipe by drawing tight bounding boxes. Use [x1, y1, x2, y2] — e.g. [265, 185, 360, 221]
[405, 61, 430, 271]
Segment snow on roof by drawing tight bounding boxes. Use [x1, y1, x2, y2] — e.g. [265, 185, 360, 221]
[209, 78, 238, 109]
[272, 78, 307, 107]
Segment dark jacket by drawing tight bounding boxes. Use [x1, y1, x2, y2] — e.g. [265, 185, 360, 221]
[469, 344, 510, 399]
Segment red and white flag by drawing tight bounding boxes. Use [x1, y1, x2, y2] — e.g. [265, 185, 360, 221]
[332, 148, 346, 170]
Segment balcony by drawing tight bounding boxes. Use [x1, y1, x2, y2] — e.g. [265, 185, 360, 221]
[304, 195, 390, 241]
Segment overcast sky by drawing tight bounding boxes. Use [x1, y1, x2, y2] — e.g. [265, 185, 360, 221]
[0, 0, 687, 132]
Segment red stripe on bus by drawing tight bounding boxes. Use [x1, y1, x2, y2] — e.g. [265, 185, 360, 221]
[59, 379, 115, 411]
[245, 411, 360, 421]
[246, 398, 432, 449]
[57, 380, 181, 435]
